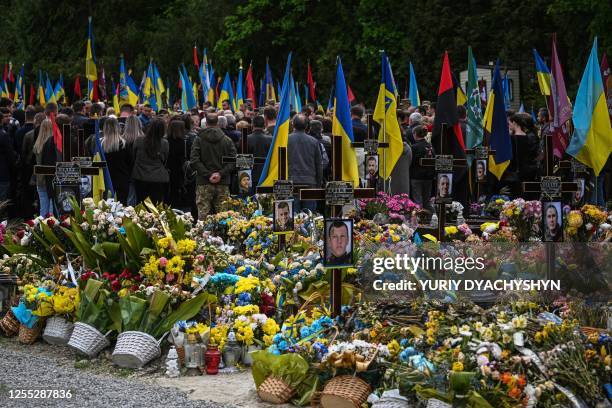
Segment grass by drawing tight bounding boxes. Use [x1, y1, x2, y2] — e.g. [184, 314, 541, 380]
[74, 360, 91, 369]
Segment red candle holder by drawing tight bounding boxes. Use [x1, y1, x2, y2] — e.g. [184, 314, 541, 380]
[204, 344, 221, 375]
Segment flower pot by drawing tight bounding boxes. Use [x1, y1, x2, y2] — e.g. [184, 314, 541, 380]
[43, 316, 74, 345]
[241, 344, 261, 366]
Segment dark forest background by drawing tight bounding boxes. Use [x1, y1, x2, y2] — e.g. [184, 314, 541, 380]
[0, 0, 610, 108]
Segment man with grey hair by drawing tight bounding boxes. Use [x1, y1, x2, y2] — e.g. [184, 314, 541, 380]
[223, 114, 240, 146]
[406, 112, 423, 144]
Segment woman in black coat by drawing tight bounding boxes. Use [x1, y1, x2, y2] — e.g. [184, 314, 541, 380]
[166, 119, 189, 210]
[101, 117, 133, 204]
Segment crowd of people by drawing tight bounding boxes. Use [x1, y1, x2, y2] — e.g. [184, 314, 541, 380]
[0, 95, 610, 222]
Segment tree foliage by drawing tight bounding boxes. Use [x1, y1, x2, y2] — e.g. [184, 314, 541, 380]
[0, 0, 609, 108]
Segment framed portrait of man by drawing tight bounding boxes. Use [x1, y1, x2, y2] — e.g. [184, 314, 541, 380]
[364, 155, 379, 188]
[573, 178, 585, 204]
[436, 173, 453, 198]
[324, 219, 353, 268]
[542, 201, 563, 242]
[273, 200, 294, 233]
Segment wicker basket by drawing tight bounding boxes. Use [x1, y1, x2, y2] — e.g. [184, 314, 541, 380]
[320, 376, 371, 408]
[112, 331, 164, 369]
[176, 346, 185, 367]
[581, 326, 608, 337]
[43, 316, 75, 345]
[0, 309, 20, 337]
[257, 376, 295, 404]
[67, 322, 110, 358]
[18, 319, 44, 345]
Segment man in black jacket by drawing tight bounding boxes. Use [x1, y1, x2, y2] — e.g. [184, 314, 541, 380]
[190, 113, 236, 219]
[410, 125, 435, 212]
[247, 115, 271, 192]
[288, 114, 322, 212]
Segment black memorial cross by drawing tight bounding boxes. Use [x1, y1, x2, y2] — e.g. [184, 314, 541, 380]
[418, 123, 468, 241]
[351, 114, 389, 190]
[300, 135, 375, 317]
[522, 133, 579, 279]
[222, 126, 268, 170]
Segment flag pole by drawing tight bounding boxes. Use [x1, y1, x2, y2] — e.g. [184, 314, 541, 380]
[379, 50, 388, 193]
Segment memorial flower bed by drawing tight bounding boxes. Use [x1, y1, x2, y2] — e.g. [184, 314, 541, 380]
[0, 196, 610, 407]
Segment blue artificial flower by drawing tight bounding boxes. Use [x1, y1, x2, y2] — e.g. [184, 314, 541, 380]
[278, 340, 288, 352]
[268, 345, 280, 355]
[300, 327, 312, 339]
[273, 333, 283, 344]
[400, 339, 408, 348]
[236, 292, 252, 306]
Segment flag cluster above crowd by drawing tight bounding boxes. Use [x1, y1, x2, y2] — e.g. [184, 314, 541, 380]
[0, 16, 611, 222]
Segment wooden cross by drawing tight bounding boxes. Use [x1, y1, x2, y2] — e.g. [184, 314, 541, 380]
[522, 133, 579, 279]
[351, 114, 389, 191]
[465, 146, 495, 201]
[418, 123, 468, 240]
[222, 126, 268, 194]
[34, 123, 107, 214]
[300, 135, 375, 317]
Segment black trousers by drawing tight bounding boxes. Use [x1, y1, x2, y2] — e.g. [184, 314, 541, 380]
[134, 180, 168, 205]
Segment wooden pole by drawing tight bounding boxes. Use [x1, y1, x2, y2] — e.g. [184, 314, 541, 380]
[331, 135, 342, 317]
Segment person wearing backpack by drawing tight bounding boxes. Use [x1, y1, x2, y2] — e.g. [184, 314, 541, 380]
[410, 125, 435, 212]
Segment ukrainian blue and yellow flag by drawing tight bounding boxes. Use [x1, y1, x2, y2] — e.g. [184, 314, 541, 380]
[217, 72, 233, 110]
[258, 53, 292, 187]
[153, 62, 165, 107]
[533, 48, 551, 96]
[13, 65, 24, 107]
[373, 52, 403, 179]
[54, 74, 65, 104]
[85, 16, 97, 83]
[144, 62, 158, 111]
[0, 79, 8, 99]
[180, 65, 197, 110]
[332, 57, 360, 187]
[236, 63, 244, 110]
[566, 38, 612, 176]
[289, 72, 301, 113]
[207, 61, 215, 104]
[92, 119, 114, 203]
[45, 74, 57, 105]
[265, 60, 275, 102]
[408, 62, 420, 107]
[111, 79, 120, 113]
[484, 61, 512, 180]
[38, 70, 45, 106]
[119, 56, 139, 106]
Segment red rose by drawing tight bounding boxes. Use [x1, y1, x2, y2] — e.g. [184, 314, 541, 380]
[25, 220, 35, 227]
[133, 274, 143, 282]
[111, 280, 121, 291]
[16, 230, 25, 239]
[46, 219, 56, 227]
[131, 285, 139, 292]
[102, 272, 110, 279]
[60, 214, 68, 221]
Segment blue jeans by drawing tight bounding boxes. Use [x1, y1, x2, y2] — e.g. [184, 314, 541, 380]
[127, 182, 137, 206]
[37, 187, 55, 217]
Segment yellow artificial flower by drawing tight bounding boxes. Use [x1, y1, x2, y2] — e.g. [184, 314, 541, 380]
[452, 362, 464, 371]
[233, 304, 259, 316]
[157, 236, 173, 252]
[262, 318, 280, 336]
[176, 239, 197, 255]
[235, 276, 260, 294]
[387, 340, 400, 356]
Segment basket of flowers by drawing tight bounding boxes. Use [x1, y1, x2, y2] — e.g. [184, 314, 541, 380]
[111, 290, 213, 369]
[42, 286, 79, 345]
[12, 282, 55, 344]
[67, 279, 113, 357]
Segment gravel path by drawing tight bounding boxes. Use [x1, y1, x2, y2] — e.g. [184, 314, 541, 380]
[0, 337, 233, 408]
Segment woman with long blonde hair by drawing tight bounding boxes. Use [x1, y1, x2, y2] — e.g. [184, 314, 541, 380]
[102, 117, 132, 204]
[121, 115, 143, 205]
[33, 118, 57, 216]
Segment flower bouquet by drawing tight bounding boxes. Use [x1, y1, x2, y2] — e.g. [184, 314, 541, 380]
[565, 204, 608, 242]
[42, 285, 80, 345]
[358, 192, 420, 223]
[500, 199, 541, 241]
[12, 282, 55, 343]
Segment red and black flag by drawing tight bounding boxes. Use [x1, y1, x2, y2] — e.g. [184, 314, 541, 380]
[432, 51, 468, 204]
[307, 61, 316, 102]
[432, 51, 466, 154]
